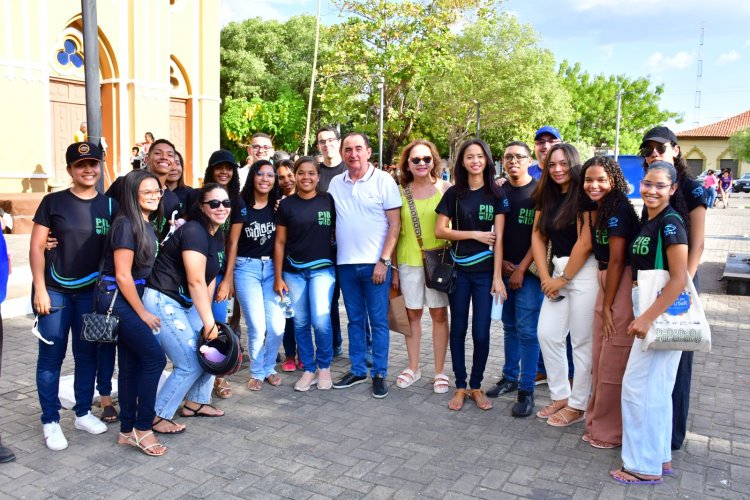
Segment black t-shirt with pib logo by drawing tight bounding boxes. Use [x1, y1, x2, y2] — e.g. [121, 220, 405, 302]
[147, 220, 224, 308]
[101, 217, 159, 280]
[106, 177, 181, 239]
[630, 206, 688, 279]
[592, 198, 641, 268]
[237, 204, 276, 258]
[435, 185, 510, 273]
[276, 193, 337, 273]
[502, 178, 537, 265]
[33, 190, 118, 292]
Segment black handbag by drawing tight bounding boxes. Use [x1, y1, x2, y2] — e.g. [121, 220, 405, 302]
[403, 184, 457, 294]
[81, 288, 119, 343]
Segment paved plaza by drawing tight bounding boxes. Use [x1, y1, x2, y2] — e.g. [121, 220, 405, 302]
[1, 199, 750, 499]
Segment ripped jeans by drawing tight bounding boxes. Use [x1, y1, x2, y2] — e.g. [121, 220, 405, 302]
[143, 288, 214, 420]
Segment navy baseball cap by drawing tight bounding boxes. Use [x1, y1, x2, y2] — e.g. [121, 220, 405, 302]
[208, 149, 240, 169]
[641, 126, 678, 148]
[534, 126, 562, 141]
[66, 142, 102, 166]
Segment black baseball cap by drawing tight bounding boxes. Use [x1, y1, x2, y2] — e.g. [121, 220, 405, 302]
[208, 149, 239, 169]
[66, 142, 102, 166]
[641, 126, 678, 148]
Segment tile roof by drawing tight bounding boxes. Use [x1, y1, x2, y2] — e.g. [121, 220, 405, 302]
[677, 109, 750, 138]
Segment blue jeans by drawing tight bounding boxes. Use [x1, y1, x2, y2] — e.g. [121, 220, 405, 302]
[337, 264, 390, 378]
[283, 268, 335, 372]
[211, 273, 228, 324]
[35, 287, 103, 423]
[96, 284, 165, 432]
[705, 186, 717, 208]
[448, 269, 492, 389]
[501, 276, 544, 392]
[143, 288, 214, 419]
[234, 257, 286, 379]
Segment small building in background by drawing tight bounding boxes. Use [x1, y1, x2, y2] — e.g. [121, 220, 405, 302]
[677, 110, 750, 178]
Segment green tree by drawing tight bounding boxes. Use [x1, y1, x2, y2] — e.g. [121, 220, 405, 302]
[319, 0, 499, 163]
[418, 13, 571, 163]
[729, 128, 750, 162]
[557, 61, 680, 155]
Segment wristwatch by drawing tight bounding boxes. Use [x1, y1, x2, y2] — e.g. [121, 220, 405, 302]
[379, 258, 392, 268]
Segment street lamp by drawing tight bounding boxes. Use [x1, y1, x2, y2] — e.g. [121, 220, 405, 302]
[614, 90, 631, 161]
[473, 100, 481, 139]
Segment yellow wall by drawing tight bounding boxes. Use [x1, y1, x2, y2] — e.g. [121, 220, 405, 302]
[680, 138, 749, 176]
[0, 0, 220, 193]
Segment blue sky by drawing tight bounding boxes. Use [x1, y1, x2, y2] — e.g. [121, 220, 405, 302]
[221, 0, 750, 132]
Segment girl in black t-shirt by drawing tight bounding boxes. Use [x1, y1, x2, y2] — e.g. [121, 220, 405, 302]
[235, 160, 286, 391]
[611, 161, 689, 485]
[530, 143, 597, 427]
[166, 150, 191, 209]
[143, 183, 229, 429]
[273, 157, 337, 392]
[435, 139, 508, 412]
[639, 126, 707, 452]
[579, 157, 640, 450]
[99, 170, 167, 455]
[30, 142, 118, 450]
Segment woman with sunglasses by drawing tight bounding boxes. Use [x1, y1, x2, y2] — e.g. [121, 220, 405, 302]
[273, 156, 336, 391]
[143, 183, 229, 433]
[639, 126, 706, 452]
[610, 161, 689, 485]
[186, 150, 247, 400]
[235, 160, 286, 391]
[30, 142, 118, 451]
[391, 140, 450, 393]
[531, 143, 597, 427]
[98, 170, 167, 456]
[435, 139, 509, 411]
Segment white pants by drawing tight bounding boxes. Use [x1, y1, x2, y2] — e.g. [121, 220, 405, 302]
[537, 255, 597, 409]
[620, 286, 681, 476]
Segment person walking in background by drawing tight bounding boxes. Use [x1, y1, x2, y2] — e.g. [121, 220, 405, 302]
[579, 156, 640, 449]
[435, 139, 509, 411]
[0, 212, 15, 462]
[718, 168, 732, 209]
[391, 139, 450, 393]
[702, 170, 717, 208]
[30, 142, 117, 451]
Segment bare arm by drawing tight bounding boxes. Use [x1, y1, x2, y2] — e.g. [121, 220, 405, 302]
[183, 250, 217, 340]
[687, 206, 706, 278]
[30, 224, 51, 315]
[491, 214, 507, 301]
[216, 222, 243, 301]
[601, 236, 627, 340]
[542, 213, 594, 296]
[114, 249, 160, 330]
[530, 211, 551, 282]
[435, 213, 495, 245]
[273, 224, 288, 295]
[372, 208, 401, 285]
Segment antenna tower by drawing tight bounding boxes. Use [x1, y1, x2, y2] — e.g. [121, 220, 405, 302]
[693, 22, 705, 127]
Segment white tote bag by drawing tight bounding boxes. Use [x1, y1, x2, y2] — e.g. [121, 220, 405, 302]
[636, 219, 711, 352]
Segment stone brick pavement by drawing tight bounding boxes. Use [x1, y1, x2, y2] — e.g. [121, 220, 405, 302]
[1, 201, 750, 498]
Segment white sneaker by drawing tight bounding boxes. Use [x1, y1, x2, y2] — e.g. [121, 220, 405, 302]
[43, 423, 68, 451]
[74, 412, 108, 435]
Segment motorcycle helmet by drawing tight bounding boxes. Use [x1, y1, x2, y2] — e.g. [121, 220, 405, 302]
[197, 321, 242, 377]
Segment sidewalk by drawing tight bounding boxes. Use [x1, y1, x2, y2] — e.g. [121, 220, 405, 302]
[0, 203, 749, 498]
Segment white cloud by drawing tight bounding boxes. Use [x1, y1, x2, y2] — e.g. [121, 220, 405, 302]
[600, 44, 614, 61]
[220, 0, 311, 25]
[718, 50, 741, 64]
[646, 51, 694, 70]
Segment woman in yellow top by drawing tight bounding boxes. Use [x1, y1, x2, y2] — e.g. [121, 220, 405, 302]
[391, 139, 451, 393]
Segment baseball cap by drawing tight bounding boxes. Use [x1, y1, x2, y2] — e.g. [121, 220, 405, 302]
[534, 126, 562, 141]
[66, 142, 102, 166]
[208, 149, 239, 169]
[641, 126, 677, 148]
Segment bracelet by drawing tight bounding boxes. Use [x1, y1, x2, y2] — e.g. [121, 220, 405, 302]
[560, 272, 572, 282]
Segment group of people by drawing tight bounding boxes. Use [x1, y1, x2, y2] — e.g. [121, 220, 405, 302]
[702, 167, 733, 209]
[26, 123, 704, 486]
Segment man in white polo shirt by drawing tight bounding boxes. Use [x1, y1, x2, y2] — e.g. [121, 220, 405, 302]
[329, 132, 401, 398]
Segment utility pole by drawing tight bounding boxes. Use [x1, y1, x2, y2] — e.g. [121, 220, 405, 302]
[473, 100, 481, 139]
[303, 0, 322, 155]
[81, 0, 103, 192]
[614, 91, 624, 161]
[378, 76, 384, 167]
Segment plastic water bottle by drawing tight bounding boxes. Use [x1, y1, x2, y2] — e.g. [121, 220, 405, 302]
[277, 294, 295, 318]
[490, 292, 503, 320]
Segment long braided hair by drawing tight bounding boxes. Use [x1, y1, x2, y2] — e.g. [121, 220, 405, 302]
[579, 156, 639, 238]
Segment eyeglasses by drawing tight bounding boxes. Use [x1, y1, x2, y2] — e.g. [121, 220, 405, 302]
[410, 156, 432, 165]
[503, 154, 529, 162]
[138, 189, 165, 198]
[202, 199, 232, 209]
[317, 138, 339, 145]
[255, 172, 276, 179]
[640, 180, 673, 191]
[251, 145, 272, 151]
[640, 143, 669, 157]
[534, 139, 561, 146]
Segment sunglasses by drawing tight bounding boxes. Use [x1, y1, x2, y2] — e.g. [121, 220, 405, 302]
[640, 143, 669, 157]
[202, 199, 232, 209]
[410, 156, 432, 165]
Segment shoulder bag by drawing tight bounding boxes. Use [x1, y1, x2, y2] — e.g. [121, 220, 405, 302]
[81, 256, 119, 343]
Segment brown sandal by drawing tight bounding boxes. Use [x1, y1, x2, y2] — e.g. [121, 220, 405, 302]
[448, 389, 467, 411]
[536, 399, 568, 419]
[213, 378, 232, 399]
[468, 389, 493, 411]
[247, 378, 263, 391]
[547, 406, 585, 427]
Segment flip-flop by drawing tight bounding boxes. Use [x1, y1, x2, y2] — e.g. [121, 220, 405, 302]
[101, 405, 119, 423]
[265, 374, 282, 386]
[610, 467, 663, 485]
[180, 403, 224, 418]
[662, 467, 674, 476]
[589, 438, 619, 449]
[152, 417, 186, 434]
